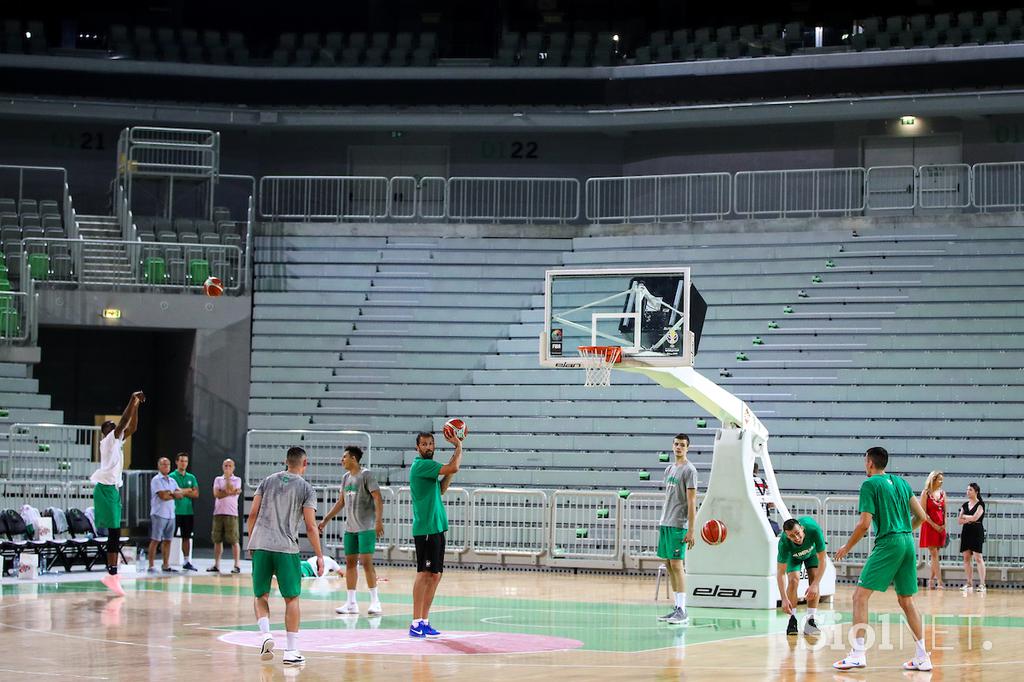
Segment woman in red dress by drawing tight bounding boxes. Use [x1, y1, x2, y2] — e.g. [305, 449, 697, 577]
[919, 470, 947, 589]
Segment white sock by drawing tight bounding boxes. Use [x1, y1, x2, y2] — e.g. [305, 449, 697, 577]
[369, 587, 379, 601]
[412, 619, 424, 627]
[853, 637, 866, 655]
[347, 589, 357, 603]
[257, 617, 270, 635]
[286, 631, 297, 651]
[422, 619, 429, 625]
[807, 608, 817, 618]
[674, 592, 685, 609]
[915, 638, 927, 658]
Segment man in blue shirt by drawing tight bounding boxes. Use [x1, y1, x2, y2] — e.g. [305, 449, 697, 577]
[148, 457, 183, 572]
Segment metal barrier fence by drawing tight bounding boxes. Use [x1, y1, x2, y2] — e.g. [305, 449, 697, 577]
[121, 127, 220, 177]
[0, 165, 68, 215]
[550, 490, 620, 560]
[6, 424, 98, 481]
[585, 173, 731, 223]
[21, 238, 244, 292]
[918, 163, 971, 209]
[0, 471, 157, 529]
[392, 487, 471, 554]
[865, 165, 916, 211]
[471, 488, 548, 557]
[735, 167, 866, 218]
[973, 162, 1024, 211]
[259, 176, 389, 220]
[822, 496, 875, 565]
[447, 177, 580, 223]
[244, 429, 371, 489]
[0, 291, 34, 346]
[622, 492, 666, 559]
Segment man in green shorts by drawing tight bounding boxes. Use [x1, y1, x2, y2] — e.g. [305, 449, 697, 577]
[834, 446, 932, 672]
[656, 433, 698, 626]
[90, 391, 144, 597]
[318, 445, 384, 616]
[776, 516, 826, 636]
[247, 446, 323, 666]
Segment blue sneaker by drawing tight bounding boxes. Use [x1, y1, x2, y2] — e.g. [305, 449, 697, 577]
[408, 623, 426, 639]
[421, 622, 442, 639]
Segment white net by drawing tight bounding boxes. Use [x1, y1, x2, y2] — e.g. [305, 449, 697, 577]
[578, 346, 621, 387]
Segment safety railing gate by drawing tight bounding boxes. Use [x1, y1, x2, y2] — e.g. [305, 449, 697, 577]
[446, 177, 580, 223]
[586, 173, 731, 223]
[865, 165, 916, 211]
[622, 492, 665, 566]
[392, 487, 471, 558]
[6, 424, 98, 482]
[822, 496, 874, 567]
[259, 176, 389, 221]
[973, 161, 1024, 211]
[549, 490, 621, 565]
[734, 167, 865, 218]
[471, 488, 548, 559]
[244, 429, 371, 490]
[918, 163, 971, 209]
[0, 291, 34, 347]
[0, 478, 67, 511]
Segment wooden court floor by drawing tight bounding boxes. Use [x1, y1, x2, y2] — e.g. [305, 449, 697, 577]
[1, 565, 1021, 681]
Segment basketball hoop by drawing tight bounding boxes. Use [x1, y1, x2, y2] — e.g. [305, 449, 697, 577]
[578, 345, 622, 387]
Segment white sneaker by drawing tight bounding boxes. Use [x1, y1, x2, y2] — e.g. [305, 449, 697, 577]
[962, 584, 973, 594]
[367, 600, 383, 615]
[902, 655, 933, 671]
[833, 653, 866, 670]
[335, 602, 359, 615]
[282, 650, 305, 665]
[259, 634, 275, 661]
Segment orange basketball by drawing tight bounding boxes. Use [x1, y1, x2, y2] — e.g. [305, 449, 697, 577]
[203, 276, 224, 297]
[701, 519, 727, 545]
[443, 418, 467, 441]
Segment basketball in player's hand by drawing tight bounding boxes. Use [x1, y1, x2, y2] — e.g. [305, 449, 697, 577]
[443, 418, 467, 441]
[701, 519, 728, 545]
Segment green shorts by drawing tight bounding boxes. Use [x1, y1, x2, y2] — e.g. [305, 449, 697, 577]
[786, 552, 821, 574]
[859, 532, 918, 596]
[656, 525, 688, 561]
[344, 529, 377, 556]
[252, 550, 303, 599]
[299, 561, 316, 578]
[92, 483, 121, 530]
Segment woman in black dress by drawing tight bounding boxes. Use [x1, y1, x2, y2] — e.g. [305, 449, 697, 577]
[958, 482, 986, 593]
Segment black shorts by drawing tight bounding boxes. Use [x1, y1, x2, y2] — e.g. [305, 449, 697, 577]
[176, 514, 194, 539]
[414, 532, 446, 574]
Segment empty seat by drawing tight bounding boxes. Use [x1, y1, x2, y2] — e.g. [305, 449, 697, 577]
[501, 32, 521, 49]
[292, 48, 313, 66]
[226, 31, 246, 48]
[419, 32, 437, 50]
[933, 14, 952, 32]
[279, 33, 297, 50]
[38, 200, 59, 216]
[388, 47, 409, 66]
[885, 16, 905, 34]
[548, 32, 567, 50]
[22, 227, 44, 241]
[180, 29, 198, 45]
[655, 45, 674, 62]
[542, 49, 564, 66]
[138, 231, 156, 243]
[1, 227, 21, 243]
[17, 199, 37, 215]
[956, 12, 976, 29]
[201, 233, 221, 245]
[1008, 9, 1023, 29]
[208, 45, 228, 64]
[195, 220, 216, 235]
[567, 47, 589, 67]
[155, 27, 175, 46]
[160, 44, 182, 61]
[571, 32, 592, 50]
[762, 23, 781, 41]
[394, 32, 413, 49]
[157, 231, 177, 243]
[44, 227, 64, 240]
[301, 32, 320, 50]
[174, 218, 194, 233]
[633, 46, 652, 64]
[716, 26, 737, 43]
[339, 47, 362, 66]
[202, 30, 222, 48]
[0, 198, 15, 213]
[178, 232, 199, 244]
[909, 15, 929, 35]
[110, 25, 129, 44]
[184, 45, 204, 63]
[364, 47, 385, 66]
[134, 26, 154, 44]
[410, 47, 434, 66]
[137, 43, 158, 60]
[348, 32, 367, 49]
[371, 32, 390, 49]
[272, 47, 291, 66]
[229, 46, 249, 65]
[212, 207, 231, 223]
[20, 215, 40, 229]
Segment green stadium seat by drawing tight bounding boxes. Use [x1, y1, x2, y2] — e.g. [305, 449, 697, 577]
[189, 258, 209, 285]
[28, 253, 48, 280]
[144, 257, 166, 284]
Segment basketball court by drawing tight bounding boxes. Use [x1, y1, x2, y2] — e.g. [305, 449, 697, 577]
[1, 567, 1022, 680]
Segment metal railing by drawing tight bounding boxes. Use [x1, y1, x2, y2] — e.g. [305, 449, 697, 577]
[0, 164, 67, 213]
[735, 167, 866, 218]
[21, 238, 244, 292]
[586, 173, 732, 222]
[392, 486, 471, 554]
[5, 424, 99, 482]
[471, 488, 548, 557]
[446, 177, 579, 222]
[865, 165, 916, 211]
[549, 490, 620, 560]
[0, 290, 34, 346]
[918, 163, 971, 209]
[319, 485, 398, 554]
[973, 162, 1024, 211]
[244, 429, 372, 489]
[259, 176, 389, 220]
[120, 127, 220, 178]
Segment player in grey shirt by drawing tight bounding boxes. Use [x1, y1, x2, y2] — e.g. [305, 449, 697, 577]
[319, 445, 384, 616]
[656, 433, 698, 626]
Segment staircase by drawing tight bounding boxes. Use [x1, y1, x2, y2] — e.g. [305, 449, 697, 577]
[77, 215, 134, 285]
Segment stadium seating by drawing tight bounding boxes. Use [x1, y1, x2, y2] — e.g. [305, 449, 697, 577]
[249, 221, 1024, 500]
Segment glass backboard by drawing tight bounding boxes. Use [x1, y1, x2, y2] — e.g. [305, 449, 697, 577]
[541, 267, 706, 369]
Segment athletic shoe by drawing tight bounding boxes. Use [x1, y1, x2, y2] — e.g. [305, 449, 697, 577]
[833, 654, 866, 670]
[658, 607, 680, 622]
[100, 573, 126, 597]
[183, 562, 198, 572]
[786, 615, 799, 635]
[259, 634, 275, 661]
[206, 566, 220, 573]
[803, 617, 821, 637]
[162, 566, 178, 573]
[409, 623, 427, 639]
[902, 655, 933, 671]
[421, 622, 442, 638]
[666, 609, 689, 626]
[282, 650, 305, 665]
[368, 600, 383, 615]
[962, 584, 973, 593]
[148, 567, 160, 574]
[977, 584, 987, 593]
[231, 566, 241, 574]
[335, 602, 359, 615]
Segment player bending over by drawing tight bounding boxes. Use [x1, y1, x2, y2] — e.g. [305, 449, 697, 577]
[776, 516, 826, 636]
